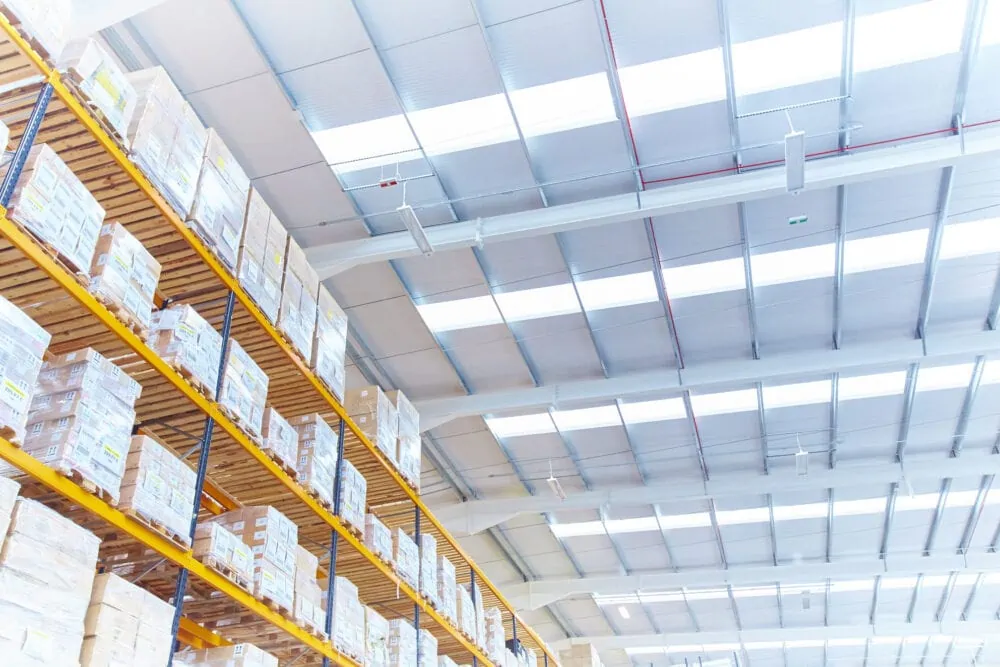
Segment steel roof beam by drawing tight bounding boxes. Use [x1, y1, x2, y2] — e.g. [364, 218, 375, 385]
[416, 330, 1000, 427]
[506, 551, 1000, 611]
[431, 454, 1000, 535]
[306, 127, 1000, 275]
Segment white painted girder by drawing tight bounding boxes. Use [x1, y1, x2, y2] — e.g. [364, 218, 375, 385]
[432, 455, 1000, 535]
[416, 329, 1000, 428]
[507, 552, 1000, 610]
[306, 126, 1000, 276]
[554, 621, 1000, 652]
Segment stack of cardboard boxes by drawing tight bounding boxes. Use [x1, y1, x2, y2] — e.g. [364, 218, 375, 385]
[346, 385, 398, 466]
[313, 284, 349, 401]
[189, 130, 250, 269]
[468, 580, 486, 650]
[293, 546, 325, 637]
[278, 238, 319, 361]
[0, 295, 50, 445]
[213, 506, 298, 613]
[119, 435, 197, 546]
[0, 477, 17, 539]
[220, 339, 269, 441]
[393, 527, 419, 590]
[387, 618, 417, 667]
[329, 576, 364, 660]
[484, 607, 505, 664]
[418, 532, 438, 606]
[0, 497, 100, 665]
[81, 573, 175, 665]
[149, 304, 223, 396]
[127, 66, 209, 216]
[88, 221, 162, 335]
[238, 189, 287, 324]
[438, 656, 459, 667]
[388, 390, 421, 490]
[337, 458, 367, 534]
[22, 348, 141, 504]
[364, 512, 393, 564]
[457, 584, 476, 641]
[193, 521, 253, 591]
[290, 414, 338, 508]
[559, 643, 604, 667]
[437, 555, 457, 625]
[418, 628, 438, 667]
[260, 407, 298, 474]
[364, 606, 391, 667]
[0, 0, 72, 58]
[5, 143, 106, 273]
[58, 39, 137, 141]
[175, 643, 278, 667]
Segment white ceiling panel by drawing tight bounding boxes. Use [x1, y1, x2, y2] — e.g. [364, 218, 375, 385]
[631, 103, 735, 180]
[356, 0, 477, 51]
[253, 163, 357, 232]
[756, 280, 835, 357]
[672, 291, 754, 365]
[727, 0, 843, 43]
[604, 0, 719, 67]
[515, 316, 605, 383]
[430, 141, 539, 209]
[440, 327, 535, 392]
[589, 306, 678, 375]
[840, 265, 925, 345]
[699, 412, 764, 475]
[523, 121, 633, 186]
[963, 43, 1000, 124]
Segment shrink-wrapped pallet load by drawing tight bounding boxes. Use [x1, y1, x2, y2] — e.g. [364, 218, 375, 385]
[278, 237, 319, 360]
[345, 385, 398, 466]
[81, 573, 175, 666]
[58, 38, 137, 141]
[219, 338, 268, 440]
[149, 304, 223, 396]
[0, 295, 50, 445]
[119, 435, 197, 546]
[88, 221, 162, 336]
[312, 284, 348, 401]
[289, 413, 338, 508]
[188, 129, 249, 269]
[238, 188, 286, 324]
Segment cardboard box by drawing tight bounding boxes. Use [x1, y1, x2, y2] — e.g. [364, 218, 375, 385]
[189, 129, 249, 269]
[278, 236, 319, 360]
[150, 304, 223, 395]
[220, 338, 269, 440]
[21, 348, 140, 503]
[419, 628, 438, 667]
[88, 221, 161, 334]
[338, 458, 367, 534]
[5, 143, 106, 273]
[0, 295, 50, 444]
[0, 476, 19, 541]
[397, 434, 421, 492]
[289, 414, 338, 508]
[457, 584, 475, 643]
[465, 580, 486, 647]
[293, 546, 325, 636]
[193, 521, 253, 589]
[215, 506, 298, 577]
[0, 498, 100, 666]
[387, 618, 417, 667]
[364, 605, 390, 667]
[331, 576, 364, 659]
[437, 555, 457, 624]
[438, 657, 459, 667]
[58, 38, 137, 141]
[393, 528, 418, 590]
[346, 385, 398, 465]
[484, 607, 505, 663]
[175, 643, 279, 667]
[418, 533, 438, 606]
[0, 0, 72, 58]
[238, 188, 287, 324]
[120, 435, 197, 546]
[82, 573, 175, 667]
[364, 513, 393, 565]
[260, 407, 298, 473]
[559, 643, 604, 667]
[386, 389, 421, 490]
[312, 284, 348, 401]
[127, 67, 209, 216]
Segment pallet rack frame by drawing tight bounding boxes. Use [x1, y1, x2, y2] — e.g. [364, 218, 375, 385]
[0, 14, 558, 667]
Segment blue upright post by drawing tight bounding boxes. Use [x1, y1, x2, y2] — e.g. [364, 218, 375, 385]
[0, 82, 52, 206]
[167, 291, 236, 665]
[323, 419, 347, 666]
[414, 506, 422, 665]
[471, 568, 478, 667]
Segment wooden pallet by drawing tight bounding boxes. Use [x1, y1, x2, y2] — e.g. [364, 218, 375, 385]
[122, 506, 189, 549]
[171, 362, 215, 400]
[9, 217, 92, 280]
[200, 555, 252, 593]
[0, 424, 20, 445]
[55, 466, 118, 507]
[0, 8, 53, 62]
[218, 404, 263, 448]
[258, 594, 294, 620]
[303, 485, 333, 510]
[261, 447, 297, 479]
[94, 293, 149, 340]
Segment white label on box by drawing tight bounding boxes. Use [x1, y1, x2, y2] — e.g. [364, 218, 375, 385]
[99, 441, 124, 470]
[0, 376, 28, 409]
[233, 544, 251, 571]
[21, 629, 51, 660]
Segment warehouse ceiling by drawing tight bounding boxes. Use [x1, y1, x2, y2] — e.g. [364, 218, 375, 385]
[117, 0, 1000, 665]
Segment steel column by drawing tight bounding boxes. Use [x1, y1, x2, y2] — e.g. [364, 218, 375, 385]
[894, 364, 919, 462]
[923, 479, 952, 557]
[0, 82, 52, 205]
[168, 290, 236, 664]
[833, 0, 856, 350]
[414, 506, 422, 664]
[471, 568, 479, 667]
[322, 419, 348, 667]
[951, 356, 985, 457]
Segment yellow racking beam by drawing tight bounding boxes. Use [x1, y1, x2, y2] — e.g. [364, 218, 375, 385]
[0, 436, 353, 664]
[178, 617, 232, 650]
[0, 12, 555, 662]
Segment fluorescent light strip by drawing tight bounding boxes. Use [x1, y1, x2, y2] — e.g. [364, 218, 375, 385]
[626, 634, 979, 656]
[550, 488, 1000, 538]
[417, 218, 1000, 333]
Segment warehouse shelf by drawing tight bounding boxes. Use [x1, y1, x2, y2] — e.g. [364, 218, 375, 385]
[0, 13, 556, 666]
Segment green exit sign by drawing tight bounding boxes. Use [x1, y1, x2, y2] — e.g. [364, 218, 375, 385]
[788, 215, 808, 225]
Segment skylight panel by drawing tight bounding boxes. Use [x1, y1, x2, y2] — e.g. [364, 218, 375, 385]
[691, 389, 758, 417]
[551, 405, 621, 432]
[891, 492, 941, 512]
[854, 0, 967, 73]
[829, 579, 875, 594]
[484, 413, 554, 439]
[312, 114, 420, 171]
[716, 506, 771, 526]
[549, 520, 607, 538]
[510, 73, 618, 137]
[763, 380, 832, 410]
[619, 398, 688, 424]
[656, 511, 713, 530]
[732, 21, 842, 97]
[940, 218, 1000, 259]
[915, 363, 974, 392]
[417, 295, 503, 331]
[494, 283, 580, 323]
[618, 48, 727, 117]
[751, 243, 836, 287]
[834, 496, 890, 517]
[663, 257, 746, 299]
[772, 501, 828, 522]
[604, 516, 663, 534]
[407, 94, 518, 156]
[843, 228, 928, 275]
[576, 272, 659, 312]
[984, 0, 1000, 45]
[982, 360, 1000, 386]
[839, 371, 907, 401]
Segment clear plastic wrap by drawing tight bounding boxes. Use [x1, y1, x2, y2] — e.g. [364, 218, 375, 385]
[278, 237, 319, 360]
[559, 643, 605, 667]
[188, 130, 249, 269]
[484, 607, 505, 663]
[238, 189, 286, 324]
[457, 583, 476, 641]
[345, 385, 398, 465]
[220, 338, 269, 440]
[418, 628, 438, 667]
[175, 643, 279, 667]
[313, 284, 348, 401]
[392, 528, 419, 590]
[293, 546, 325, 637]
[0, 476, 19, 541]
[82, 573, 175, 667]
[387, 619, 416, 667]
[88, 221, 162, 335]
[120, 435, 197, 546]
[0, 0, 72, 58]
[58, 38, 137, 141]
[418, 533, 438, 606]
[0, 294, 50, 445]
[214, 506, 298, 610]
[338, 458, 367, 534]
[4, 143, 106, 273]
[193, 521, 253, 590]
[365, 605, 390, 667]
[260, 407, 298, 473]
[387, 390, 421, 489]
[289, 414, 338, 507]
[150, 304, 223, 395]
[437, 555, 457, 624]
[364, 513, 393, 565]
[331, 576, 364, 660]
